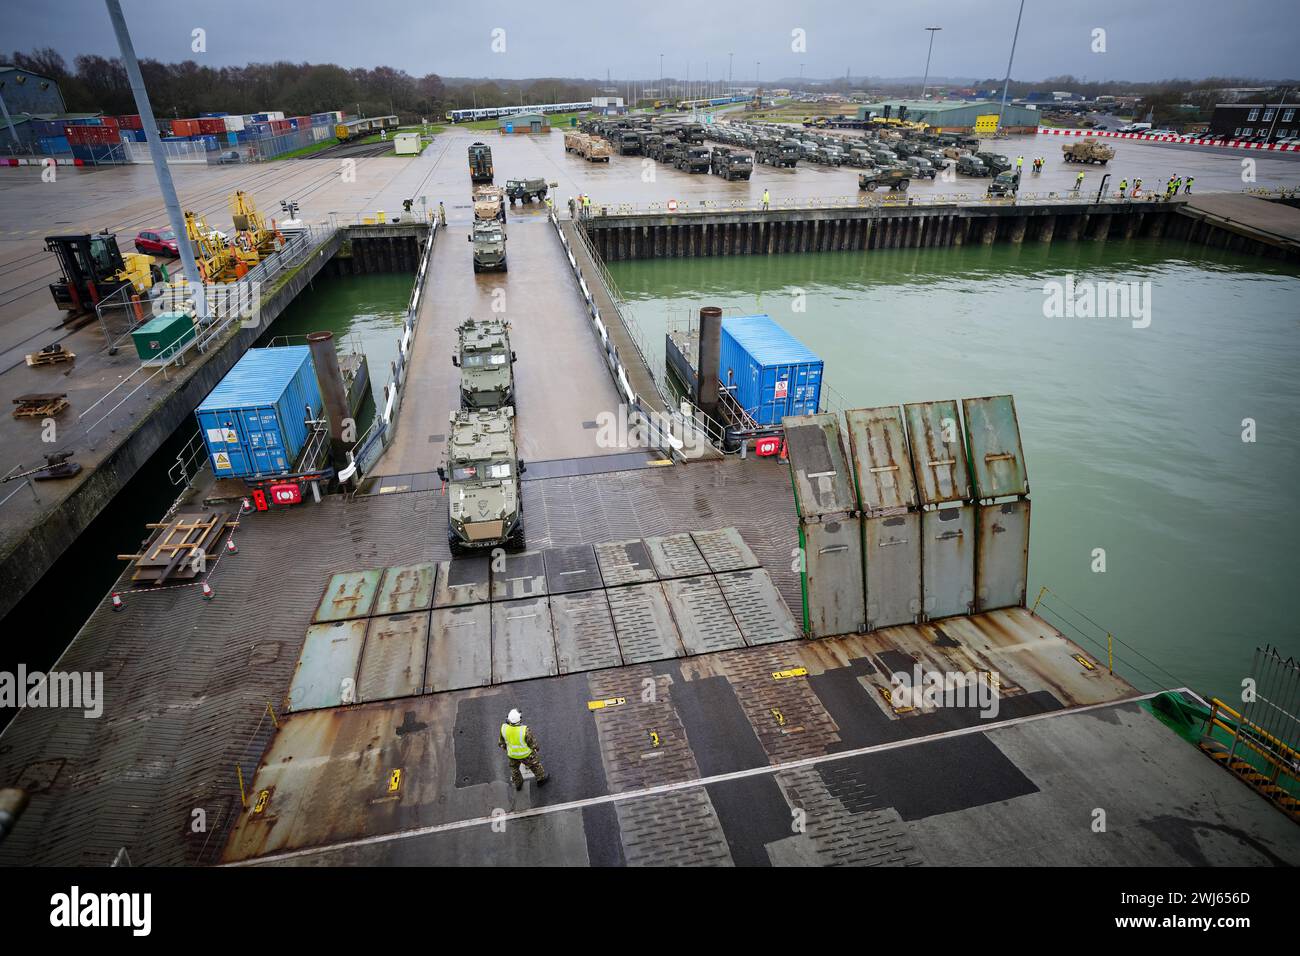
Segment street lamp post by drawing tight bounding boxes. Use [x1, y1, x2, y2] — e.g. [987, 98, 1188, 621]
[920, 27, 941, 101]
[997, 0, 1026, 135]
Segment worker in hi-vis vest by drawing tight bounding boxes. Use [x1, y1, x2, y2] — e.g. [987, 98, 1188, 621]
[500, 708, 549, 791]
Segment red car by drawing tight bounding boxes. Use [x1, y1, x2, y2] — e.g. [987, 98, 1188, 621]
[134, 229, 179, 257]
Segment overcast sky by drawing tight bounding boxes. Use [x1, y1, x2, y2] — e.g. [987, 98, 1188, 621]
[6, 0, 1298, 83]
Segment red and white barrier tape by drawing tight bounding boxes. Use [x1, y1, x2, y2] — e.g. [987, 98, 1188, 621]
[1036, 128, 1299, 151]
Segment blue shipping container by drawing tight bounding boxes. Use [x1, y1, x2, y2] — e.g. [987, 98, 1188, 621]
[717, 315, 823, 425]
[195, 346, 323, 479]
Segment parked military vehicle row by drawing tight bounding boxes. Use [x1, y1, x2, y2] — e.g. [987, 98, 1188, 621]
[442, 320, 525, 556]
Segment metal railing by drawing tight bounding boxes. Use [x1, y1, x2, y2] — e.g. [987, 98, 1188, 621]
[75, 227, 333, 451]
[555, 210, 725, 460]
[1029, 585, 1186, 691]
[581, 190, 1168, 218]
[350, 221, 438, 477]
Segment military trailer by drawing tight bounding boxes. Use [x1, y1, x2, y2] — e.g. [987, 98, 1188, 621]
[858, 167, 911, 191]
[505, 178, 548, 204]
[584, 137, 612, 162]
[440, 407, 525, 555]
[468, 220, 507, 272]
[1062, 140, 1115, 164]
[468, 142, 494, 184]
[453, 318, 515, 407]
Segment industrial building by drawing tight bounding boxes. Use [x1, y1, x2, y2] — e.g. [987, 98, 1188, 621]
[855, 99, 1040, 134]
[0, 64, 67, 114]
[497, 111, 550, 133]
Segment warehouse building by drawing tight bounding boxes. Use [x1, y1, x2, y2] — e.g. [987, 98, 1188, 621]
[0, 65, 67, 114]
[497, 111, 550, 133]
[855, 99, 1040, 134]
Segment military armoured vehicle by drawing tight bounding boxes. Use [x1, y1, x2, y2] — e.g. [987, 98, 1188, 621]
[1062, 140, 1114, 164]
[681, 123, 705, 144]
[468, 220, 507, 272]
[505, 178, 548, 204]
[858, 168, 911, 192]
[712, 149, 753, 180]
[468, 142, 494, 184]
[661, 139, 686, 167]
[472, 185, 507, 223]
[956, 154, 990, 177]
[440, 407, 525, 555]
[975, 151, 1012, 175]
[453, 318, 515, 406]
[846, 148, 873, 168]
[756, 139, 801, 167]
[987, 170, 1021, 197]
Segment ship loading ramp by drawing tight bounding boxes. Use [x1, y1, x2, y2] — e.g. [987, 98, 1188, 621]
[1, 455, 1296, 868]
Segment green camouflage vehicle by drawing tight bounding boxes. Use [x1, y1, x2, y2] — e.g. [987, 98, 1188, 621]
[439, 407, 525, 555]
[504, 178, 548, 204]
[468, 220, 507, 272]
[453, 318, 515, 408]
[858, 167, 911, 191]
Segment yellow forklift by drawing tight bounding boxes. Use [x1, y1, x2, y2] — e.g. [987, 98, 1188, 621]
[45, 233, 160, 323]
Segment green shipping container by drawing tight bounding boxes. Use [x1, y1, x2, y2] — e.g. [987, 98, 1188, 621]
[132, 311, 195, 362]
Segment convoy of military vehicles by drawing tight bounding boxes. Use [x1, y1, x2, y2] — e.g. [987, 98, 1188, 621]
[468, 141, 493, 183]
[453, 319, 516, 408]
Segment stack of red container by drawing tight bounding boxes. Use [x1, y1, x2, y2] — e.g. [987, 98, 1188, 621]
[171, 119, 202, 137]
[117, 114, 143, 130]
[197, 117, 226, 135]
[65, 125, 120, 145]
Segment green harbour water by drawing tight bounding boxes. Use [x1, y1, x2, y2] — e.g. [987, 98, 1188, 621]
[610, 237, 1300, 703]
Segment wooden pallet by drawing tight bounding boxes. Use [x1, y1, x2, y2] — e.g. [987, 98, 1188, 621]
[25, 347, 76, 368]
[119, 512, 237, 585]
[13, 393, 69, 419]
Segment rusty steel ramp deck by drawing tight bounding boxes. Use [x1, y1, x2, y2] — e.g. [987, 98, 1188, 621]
[218, 612, 1300, 866]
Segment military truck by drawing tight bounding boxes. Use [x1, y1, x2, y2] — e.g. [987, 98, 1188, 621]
[858, 168, 911, 192]
[505, 178, 548, 204]
[756, 139, 801, 167]
[679, 146, 712, 172]
[713, 149, 753, 180]
[440, 407, 525, 555]
[956, 154, 990, 177]
[680, 123, 705, 144]
[1062, 140, 1114, 164]
[905, 156, 938, 179]
[453, 318, 516, 407]
[661, 139, 686, 167]
[846, 147, 874, 168]
[584, 137, 612, 162]
[468, 142, 494, 184]
[616, 130, 642, 155]
[468, 220, 507, 272]
[563, 131, 585, 154]
[987, 171, 1021, 197]
[975, 151, 1012, 175]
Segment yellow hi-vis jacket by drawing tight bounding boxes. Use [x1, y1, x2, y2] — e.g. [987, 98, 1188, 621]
[502, 723, 532, 759]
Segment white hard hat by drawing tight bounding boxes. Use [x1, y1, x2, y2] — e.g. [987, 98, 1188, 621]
[507, 709, 523, 725]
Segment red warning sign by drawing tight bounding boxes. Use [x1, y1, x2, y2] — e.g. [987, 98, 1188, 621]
[755, 436, 782, 457]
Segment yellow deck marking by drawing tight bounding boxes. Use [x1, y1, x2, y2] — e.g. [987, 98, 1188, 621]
[772, 667, 808, 680]
[1073, 654, 1097, 670]
[877, 686, 914, 714]
[388, 769, 402, 793]
[253, 790, 270, 814]
[587, 696, 627, 711]
[648, 730, 661, 748]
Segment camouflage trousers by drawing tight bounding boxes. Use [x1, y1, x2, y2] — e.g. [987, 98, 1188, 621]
[509, 753, 547, 789]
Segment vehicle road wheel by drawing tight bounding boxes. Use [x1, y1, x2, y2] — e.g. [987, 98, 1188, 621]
[473, 260, 481, 273]
[448, 535, 466, 558]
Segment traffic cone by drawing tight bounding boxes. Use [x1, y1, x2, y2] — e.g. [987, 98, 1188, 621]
[202, 581, 214, 600]
[226, 538, 238, 555]
[111, 592, 123, 612]
[241, 497, 251, 513]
